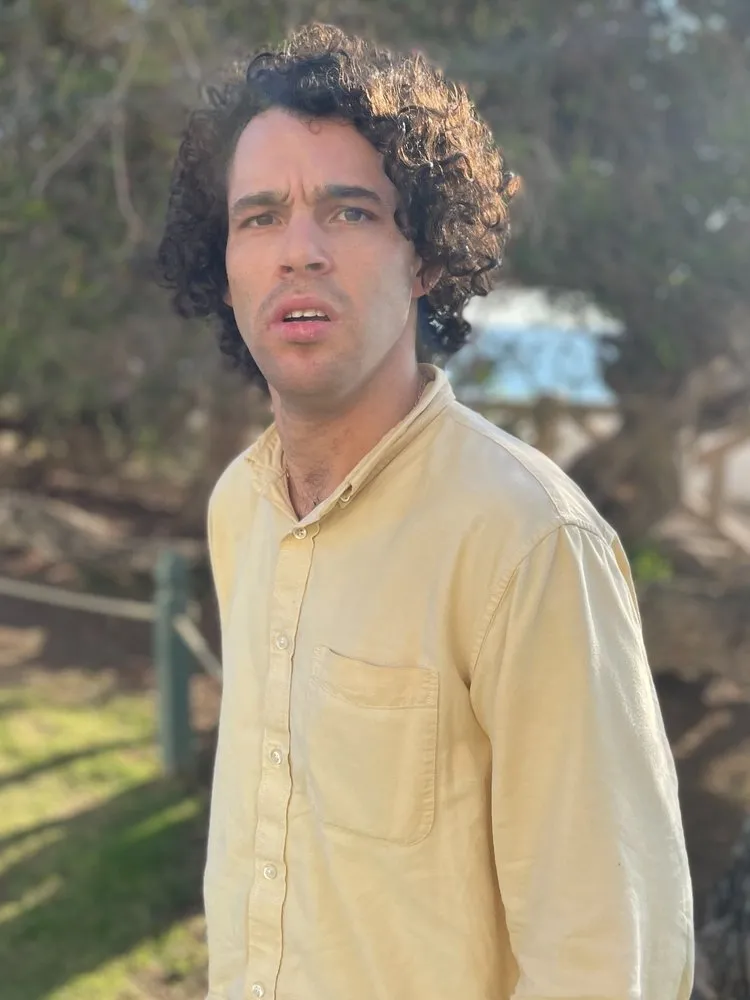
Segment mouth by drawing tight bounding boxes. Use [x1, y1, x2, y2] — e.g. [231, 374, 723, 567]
[270, 298, 337, 342]
[281, 308, 331, 324]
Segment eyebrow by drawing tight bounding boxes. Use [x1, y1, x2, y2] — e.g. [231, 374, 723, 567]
[229, 184, 384, 219]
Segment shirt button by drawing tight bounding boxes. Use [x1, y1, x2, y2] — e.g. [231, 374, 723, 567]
[263, 864, 278, 880]
[274, 633, 289, 650]
[293, 526, 307, 539]
[251, 984, 265, 998]
[269, 747, 283, 765]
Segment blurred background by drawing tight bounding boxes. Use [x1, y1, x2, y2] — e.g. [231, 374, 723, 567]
[1, 1, 749, 998]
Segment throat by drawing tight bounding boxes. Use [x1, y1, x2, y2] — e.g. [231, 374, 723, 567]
[274, 363, 429, 517]
[285, 465, 330, 519]
[275, 408, 352, 512]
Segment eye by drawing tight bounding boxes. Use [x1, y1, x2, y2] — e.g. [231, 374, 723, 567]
[336, 207, 372, 223]
[241, 213, 276, 228]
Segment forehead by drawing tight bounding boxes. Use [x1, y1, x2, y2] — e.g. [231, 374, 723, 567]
[227, 108, 392, 198]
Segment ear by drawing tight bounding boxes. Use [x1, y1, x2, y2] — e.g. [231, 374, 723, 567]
[412, 262, 441, 299]
[223, 285, 233, 308]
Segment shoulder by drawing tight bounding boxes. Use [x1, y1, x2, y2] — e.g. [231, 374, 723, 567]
[207, 418, 278, 519]
[205, 446, 260, 616]
[207, 449, 253, 527]
[205, 436, 269, 571]
[434, 399, 615, 551]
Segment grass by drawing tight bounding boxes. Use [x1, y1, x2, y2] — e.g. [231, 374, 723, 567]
[0, 657, 209, 1000]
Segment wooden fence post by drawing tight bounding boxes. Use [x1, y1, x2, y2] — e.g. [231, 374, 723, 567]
[153, 549, 194, 779]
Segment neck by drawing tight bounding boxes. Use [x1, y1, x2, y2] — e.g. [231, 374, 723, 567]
[273, 360, 425, 519]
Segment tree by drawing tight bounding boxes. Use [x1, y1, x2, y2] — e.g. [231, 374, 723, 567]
[375, 0, 749, 544]
[2, 0, 748, 543]
[437, 0, 750, 544]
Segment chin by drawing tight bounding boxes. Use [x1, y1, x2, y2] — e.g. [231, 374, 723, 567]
[268, 365, 343, 404]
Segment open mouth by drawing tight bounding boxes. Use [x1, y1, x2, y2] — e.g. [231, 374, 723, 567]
[282, 309, 330, 323]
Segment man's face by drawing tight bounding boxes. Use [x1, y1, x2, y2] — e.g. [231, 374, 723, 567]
[224, 109, 424, 409]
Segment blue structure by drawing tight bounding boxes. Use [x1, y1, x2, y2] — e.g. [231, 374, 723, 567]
[448, 323, 617, 406]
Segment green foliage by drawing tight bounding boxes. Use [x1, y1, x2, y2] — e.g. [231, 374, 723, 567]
[629, 543, 674, 585]
[0, 670, 207, 1000]
[0, 0, 748, 469]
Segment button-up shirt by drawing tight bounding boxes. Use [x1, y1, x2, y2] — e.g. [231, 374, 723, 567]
[204, 363, 694, 1000]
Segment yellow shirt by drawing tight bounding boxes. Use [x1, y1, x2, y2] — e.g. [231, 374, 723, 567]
[205, 364, 694, 1000]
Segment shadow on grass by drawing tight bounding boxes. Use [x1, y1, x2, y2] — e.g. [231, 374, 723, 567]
[0, 697, 27, 720]
[0, 738, 153, 791]
[0, 775, 209, 1000]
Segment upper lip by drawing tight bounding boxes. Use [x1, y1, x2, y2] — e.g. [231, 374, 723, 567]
[271, 295, 337, 324]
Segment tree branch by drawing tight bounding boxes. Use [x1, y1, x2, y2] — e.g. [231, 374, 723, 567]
[164, 14, 202, 82]
[109, 108, 145, 250]
[30, 29, 147, 198]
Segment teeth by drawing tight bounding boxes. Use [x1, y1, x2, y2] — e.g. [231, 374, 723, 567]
[284, 309, 328, 320]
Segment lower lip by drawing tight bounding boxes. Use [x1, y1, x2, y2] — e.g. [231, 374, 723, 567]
[272, 319, 333, 342]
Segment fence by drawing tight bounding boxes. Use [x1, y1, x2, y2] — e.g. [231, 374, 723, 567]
[0, 550, 221, 779]
[2, 400, 748, 782]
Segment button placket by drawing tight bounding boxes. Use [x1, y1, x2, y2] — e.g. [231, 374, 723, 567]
[245, 535, 313, 998]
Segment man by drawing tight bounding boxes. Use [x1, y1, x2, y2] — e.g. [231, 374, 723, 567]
[158, 23, 694, 1000]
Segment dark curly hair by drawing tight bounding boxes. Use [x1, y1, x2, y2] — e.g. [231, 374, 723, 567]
[157, 23, 518, 389]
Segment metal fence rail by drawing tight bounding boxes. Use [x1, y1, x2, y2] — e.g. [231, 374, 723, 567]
[0, 549, 221, 778]
[173, 612, 222, 682]
[0, 574, 155, 621]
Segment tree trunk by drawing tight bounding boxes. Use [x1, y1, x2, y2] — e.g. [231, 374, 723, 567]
[567, 398, 682, 547]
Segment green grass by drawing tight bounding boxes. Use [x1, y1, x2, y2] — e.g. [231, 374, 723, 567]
[0, 665, 209, 1000]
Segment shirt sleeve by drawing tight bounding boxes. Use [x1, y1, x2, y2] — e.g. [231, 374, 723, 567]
[205, 476, 234, 630]
[206, 488, 222, 619]
[469, 522, 694, 1000]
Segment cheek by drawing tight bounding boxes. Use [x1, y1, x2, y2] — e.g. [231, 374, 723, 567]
[384, 249, 421, 303]
[225, 241, 245, 284]
[350, 236, 418, 300]
[225, 242, 264, 303]
[224, 245, 239, 297]
[384, 230, 421, 289]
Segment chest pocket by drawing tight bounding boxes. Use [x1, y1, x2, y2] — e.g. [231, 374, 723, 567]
[304, 646, 439, 846]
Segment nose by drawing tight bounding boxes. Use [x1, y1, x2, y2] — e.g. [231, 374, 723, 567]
[278, 215, 332, 277]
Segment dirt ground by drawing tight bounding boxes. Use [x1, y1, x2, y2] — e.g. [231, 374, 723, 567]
[1, 548, 748, 925]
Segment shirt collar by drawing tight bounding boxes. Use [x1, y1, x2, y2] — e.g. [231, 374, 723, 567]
[244, 364, 454, 523]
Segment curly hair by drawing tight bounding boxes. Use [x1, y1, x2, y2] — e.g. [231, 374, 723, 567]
[157, 23, 518, 389]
